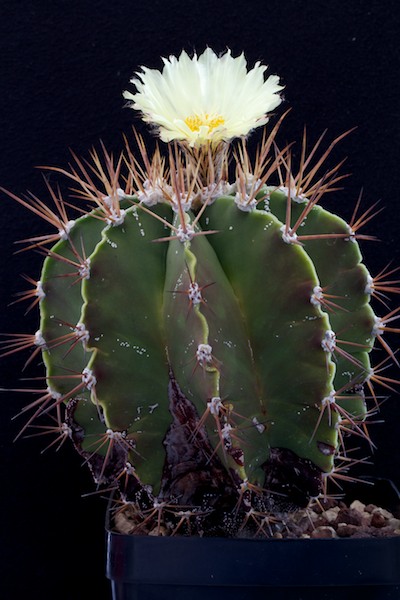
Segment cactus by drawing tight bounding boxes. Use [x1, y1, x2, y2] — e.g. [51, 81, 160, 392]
[3, 49, 399, 537]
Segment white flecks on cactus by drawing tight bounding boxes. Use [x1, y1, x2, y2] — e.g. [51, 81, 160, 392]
[321, 329, 336, 353]
[118, 340, 131, 348]
[196, 343, 213, 366]
[223, 340, 235, 349]
[123, 48, 283, 146]
[262, 198, 271, 212]
[130, 345, 149, 357]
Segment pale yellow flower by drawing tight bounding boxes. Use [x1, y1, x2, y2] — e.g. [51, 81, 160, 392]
[123, 48, 283, 146]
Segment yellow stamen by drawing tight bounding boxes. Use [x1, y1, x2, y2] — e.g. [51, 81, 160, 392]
[185, 113, 225, 133]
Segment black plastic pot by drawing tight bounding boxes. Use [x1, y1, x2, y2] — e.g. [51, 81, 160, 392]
[106, 531, 400, 600]
[106, 478, 400, 599]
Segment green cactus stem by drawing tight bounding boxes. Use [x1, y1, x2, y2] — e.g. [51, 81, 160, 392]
[2, 121, 395, 537]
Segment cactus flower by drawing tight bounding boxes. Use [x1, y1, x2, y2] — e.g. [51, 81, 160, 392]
[123, 48, 284, 146]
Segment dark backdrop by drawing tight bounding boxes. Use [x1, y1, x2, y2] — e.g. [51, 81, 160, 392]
[1, 2, 399, 599]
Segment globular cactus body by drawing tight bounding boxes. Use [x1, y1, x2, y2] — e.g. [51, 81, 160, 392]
[28, 174, 379, 531]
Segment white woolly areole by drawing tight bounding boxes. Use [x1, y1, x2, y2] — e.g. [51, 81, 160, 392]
[278, 185, 306, 204]
[311, 285, 323, 307]
[201, 181, 235, 204]
[372, 315, 385, 336]
[321, 329, 336, 353]
[280, 225, 298, 244]
[196, 343, 213, 365]
[239, 478, 250, 492]
[60, 422, 72, 437]
[74, 322, 90, 346]
[123, 48, 283, 146]
[106, 208, 127, 227]
[335, 415, 343, 429]
[46, 386, 62, 401]
[188, 282, 202, 305]
[82, 367, 97, 390]
[364, 273, 374, 295]
[137, 179, 167, 206]
[234, 176, 264, 212]
[252, 416, 266, 433]
[124, 462, 136, 475]
[79, 258, 91, 280]
[34, 329, 46, 348]
[176, 223, 195, 242]
[35, 280, 45, 301]
[221, 422, 233, 441]
[58, 220, 76, 240]
[106, 428, 125, 440]
[171, 192, 193, 213]
[234, 192, 258, 212]
[208, 396, 223, 416]
[103, 188, 126, 208]
[346, 224, 356, 243]
[321, 390, 336, 407]
[366, 367, 375, 381]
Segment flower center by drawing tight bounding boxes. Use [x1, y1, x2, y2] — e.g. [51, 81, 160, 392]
[184, 113, 225, 133]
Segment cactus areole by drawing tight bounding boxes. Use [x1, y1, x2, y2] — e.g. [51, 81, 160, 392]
[4, 49, 398, 538]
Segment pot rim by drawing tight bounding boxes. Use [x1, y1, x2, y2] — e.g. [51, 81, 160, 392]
[106, 529, 400, 587]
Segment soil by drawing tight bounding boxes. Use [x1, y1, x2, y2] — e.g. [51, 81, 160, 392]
[114, 496, 400, 539]
[268, 497, 400, 539]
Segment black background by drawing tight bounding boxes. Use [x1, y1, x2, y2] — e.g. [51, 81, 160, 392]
[1, 1, 399, 599]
